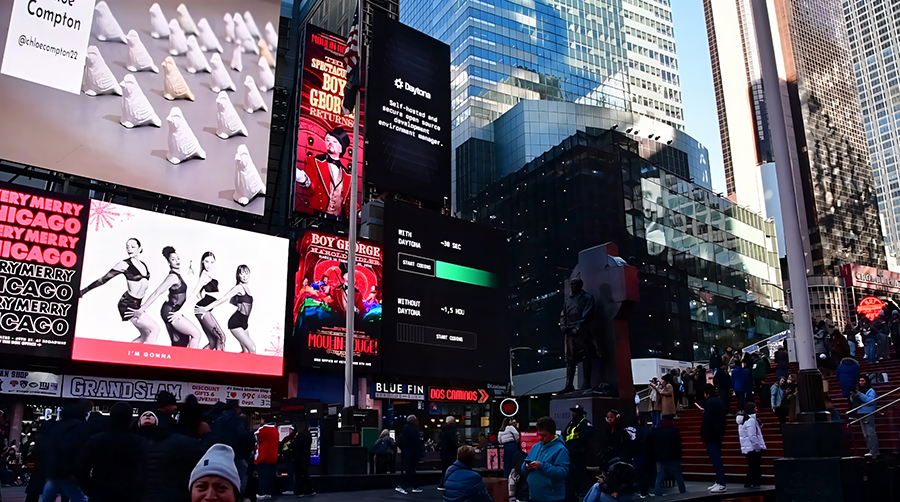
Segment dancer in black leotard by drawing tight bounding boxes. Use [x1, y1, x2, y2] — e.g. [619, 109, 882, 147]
[189, 251, 227, 350]
[196, 264, 255, 353]
[80, 238, 160, 343]
[129, 246, 202, 349]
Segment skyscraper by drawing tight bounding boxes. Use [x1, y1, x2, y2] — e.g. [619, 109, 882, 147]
[401, 0, 700, 211]
[844, 0, 900, 271]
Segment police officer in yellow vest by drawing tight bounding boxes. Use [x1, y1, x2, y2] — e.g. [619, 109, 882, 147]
[564, 404, 593, 498]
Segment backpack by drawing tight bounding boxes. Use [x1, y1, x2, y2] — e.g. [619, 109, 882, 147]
[868, 372, 888, 383]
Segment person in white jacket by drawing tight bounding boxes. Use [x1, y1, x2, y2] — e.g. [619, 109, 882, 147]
[736, 402, 766, 488]
[498, 417, 521, 478]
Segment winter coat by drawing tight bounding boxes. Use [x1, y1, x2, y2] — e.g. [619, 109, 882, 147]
[373, 435, 397, 455]
[858, 388, 878, 415]
[209, 410, 253, 461]
[647, 425, 682, 463]
[713, 368, 732, 393]
[701, 396, 727, 445]
[138, 429, 202, 502]
[659, 383, 676, 415]
[648, 386, 661, 411]
[292, 427, 313, 465]
[813, 329, 828, 354]
[440, 425, 462, 464]
[523, 436, 570, 502]
[751, 358, 769, 381]
[43, 407, 90, 479]
[736, 414, 766, 454]
[731, 367, 752, 393]
[770, 384, 784, 409]
[498, 425, 520, 445]
[79, 426, 145, 502]
[836, 358, 861, 399]
[774, 349, 789, 371]
[399, 422, 424, 464]
[254, 424, 279, 465]
[442, 460, 493, 502]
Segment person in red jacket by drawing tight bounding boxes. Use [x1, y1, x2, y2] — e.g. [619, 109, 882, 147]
[254, 416, 279, 500]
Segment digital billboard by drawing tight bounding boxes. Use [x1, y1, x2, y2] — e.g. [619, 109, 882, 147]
[365, 12, 450, 206]
[73, 200, 288, 375]
[294, 24, 364, 219]
[293, 230, 381, 371]
[381, 200, 508, 382]
[0, 0, 281, 215]
[0, 181, 89, 359]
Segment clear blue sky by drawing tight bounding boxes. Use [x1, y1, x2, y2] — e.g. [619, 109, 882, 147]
[671, 0, 728, 195]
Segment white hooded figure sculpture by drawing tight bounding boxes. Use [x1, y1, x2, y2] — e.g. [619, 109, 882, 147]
[162, 56, 195, 100]
[126, 30, 159, 73]
[185, 36, 211, 73]
[243, 75, 267, 113]
[233, 145, 265, 205]
[149, 3, 170, 39]
[210, 54, 236, 92]
[216, 92, 248, 139]
[176, 4, 198, 35]
[259, 40, 275, 68]
[120, 75, 161, 128]
[233, 13, 258, 54]
[257, 57, 275, 92]
[224, 13, 235, 44]
[197, 18, 223, 53]
[93, 2, 127, 43]
[230, 44, 243, 72]
[83, 46, 122, 96]
[168, 20, 188, 56]
[243, 12, 263, 40]
[166, 107, 206, 164]
[264, 22, 278, 52]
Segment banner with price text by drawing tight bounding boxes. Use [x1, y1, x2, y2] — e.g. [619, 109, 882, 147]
[61, 375, 271, 408]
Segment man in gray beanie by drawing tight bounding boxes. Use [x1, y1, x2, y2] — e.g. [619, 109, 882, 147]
[190, 444, 241, 502]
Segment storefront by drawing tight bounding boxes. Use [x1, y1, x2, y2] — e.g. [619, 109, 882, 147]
[841, 264, 900, 322]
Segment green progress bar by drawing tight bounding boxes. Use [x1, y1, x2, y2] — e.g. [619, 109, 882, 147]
[435, 261, 500, 288]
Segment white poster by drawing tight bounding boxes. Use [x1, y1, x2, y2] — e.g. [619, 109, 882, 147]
[0, 368, 61, 396]
[1, 0, 96, 94]
[73, 200, 288, 375]
[63, 374, 270, 407]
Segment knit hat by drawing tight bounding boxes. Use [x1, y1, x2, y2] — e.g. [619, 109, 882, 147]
[156, 390, 177, 408]
[189, 444, 241, 493]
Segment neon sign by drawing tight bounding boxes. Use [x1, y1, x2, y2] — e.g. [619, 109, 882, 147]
[857, 296, 887, 321]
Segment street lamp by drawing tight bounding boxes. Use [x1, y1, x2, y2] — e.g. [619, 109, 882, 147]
[509, 347, 533, 396]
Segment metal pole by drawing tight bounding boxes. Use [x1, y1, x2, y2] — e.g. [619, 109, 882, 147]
[344, 0, 363, 409]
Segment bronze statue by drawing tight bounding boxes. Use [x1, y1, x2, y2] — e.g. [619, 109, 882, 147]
[560, 277, 598, 392]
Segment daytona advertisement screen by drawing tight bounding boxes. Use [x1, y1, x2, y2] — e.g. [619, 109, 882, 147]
[293, 231, 382, 371]
[381, 200, 508, 382]
[0, 181, 89, 359]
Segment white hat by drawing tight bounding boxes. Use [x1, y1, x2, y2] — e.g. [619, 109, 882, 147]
[189, 444, 240, 493]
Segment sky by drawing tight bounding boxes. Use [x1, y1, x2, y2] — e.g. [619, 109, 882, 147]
[671, 0, 728, 195]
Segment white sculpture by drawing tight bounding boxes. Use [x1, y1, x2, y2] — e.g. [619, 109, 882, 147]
[176, 4, 198, 35]
[264, 22, 278, 52]
[257, 57, 275, 92]
[243, 75, 267, 113]
[126, 30, 159, 73]
[166, 107, 206, 164]
[83, 46, 122, 96]
[243, 11, 262, 40]
[210, 54, 236, 92]
[186, 36, 210, 73]
[259, 40, 275, 68]
[120, 75, 161, 128]
[234, 14, 258, 54]
[224, 13, 235, 43]
[216, 91, 248, 139]
[168, 20, 188, 56]
[93, 2, 127, 43]
[233, 145, 265, 205]
[197, 18, 223, 53]
[162, 56, 195, 100]
[149, 3, 170, 39]
[230, 44, 243, 72]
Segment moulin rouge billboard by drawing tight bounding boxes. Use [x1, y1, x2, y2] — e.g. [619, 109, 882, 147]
[0, 182, 89, 358]
[293, 231, 382, 371]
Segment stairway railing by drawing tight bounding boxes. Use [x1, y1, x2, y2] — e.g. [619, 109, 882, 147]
[846, 385, 900, 420]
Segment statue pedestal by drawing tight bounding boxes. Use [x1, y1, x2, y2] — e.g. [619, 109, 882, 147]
[549, 393, 635, 466]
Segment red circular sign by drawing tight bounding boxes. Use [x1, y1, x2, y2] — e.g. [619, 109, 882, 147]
[500, 398, 519, 417]
[857, 296, 887, 321]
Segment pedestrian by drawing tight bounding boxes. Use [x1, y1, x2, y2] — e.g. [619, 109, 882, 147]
[523, 417, 569, 502]
[41, 403, 91, 502]
[154, 391, 179, 430]
[713, 363, 733, 414]
[397, 415, 424, 494]
[831, 330, 850, 365]
[863, 323, 878, 364]
[79, 402, 144, 502]
[731, 361, 753, 410]
[774, 346, 790, 380]
[684, 368, 696, 408]
[438, 416, 461, 491]
[824, 397, 841, 422]
[564, 404, 593, 498]
[209, 400, 254, 494]
[441, 445, 493, 502]
[876, 314, 891, 361]
[137, 410, 203, 502]
[737, 402, 765, 488]
[723, 347, 734, 369]
[178, 394, 211, 439]
[189, 444, 242, 502]
[657, 374, 676, 419]
[889, 311, 900, 359]
[709, 346, 722, 372]
[853, 374, 880, 456]
[507, 450, 529, 502]
[693, 366, 707, 407]
[254, 416, 279, 500]
[813, 321, 830, 363]
[373, 429, 397, 475]
[498, 417, 521, 478]
[836, 356, 861, 404]
[750, 354, 769, 407]
[648, 377, 661, 426]
[770, 377, 787, 424]
[648, 417, 685, 496]
[670, 369, 683, 409]
[700, 384, 727, 494]
[291, 422, 315, 497]
[628, 416, 652, 498]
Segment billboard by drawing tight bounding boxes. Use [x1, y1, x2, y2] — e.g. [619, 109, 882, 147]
[365, 12, 450, 206]
[0, 368, 61, 397]
[0, 182, 89, 359]
[293, 231, 381, 370]
[381, 200, 508, 382]
[294, 24, 364, 219]
[0, 0, 281, 215]
[61, 375, 271, 408]
[73, 200, 288, 375]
